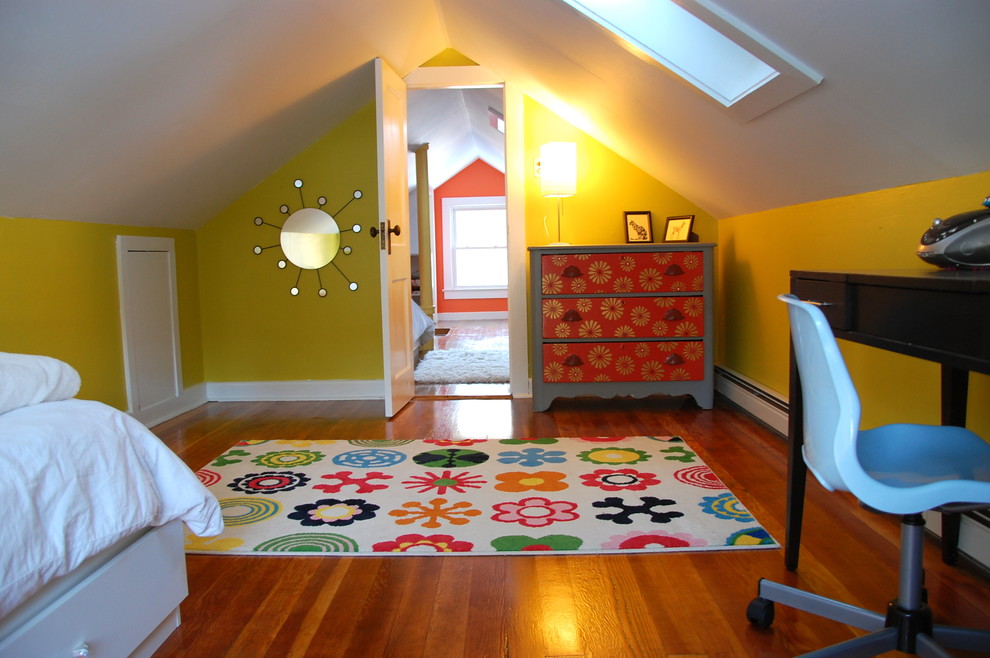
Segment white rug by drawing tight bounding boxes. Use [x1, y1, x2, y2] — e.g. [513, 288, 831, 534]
[414, 349, 509, 384]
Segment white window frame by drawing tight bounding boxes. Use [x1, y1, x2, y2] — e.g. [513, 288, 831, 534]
[441, 195, 508, 299]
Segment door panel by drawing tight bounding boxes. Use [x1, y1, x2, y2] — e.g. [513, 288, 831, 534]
[116, 236, 181, 414]
[376, 59, 414, 417]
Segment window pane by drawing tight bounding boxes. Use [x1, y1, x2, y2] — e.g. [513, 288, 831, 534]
[454, 247, 508, 288]
[454, 208, 507, 248]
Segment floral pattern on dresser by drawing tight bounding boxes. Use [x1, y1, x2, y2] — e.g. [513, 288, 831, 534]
[542, 341, 705, 383]
[542, 296, 704, 339]
[540, 251, 704, 295]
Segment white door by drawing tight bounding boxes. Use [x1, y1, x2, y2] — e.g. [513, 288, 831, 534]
[116, 236, 182, 415]
[376, 58, 414, 417]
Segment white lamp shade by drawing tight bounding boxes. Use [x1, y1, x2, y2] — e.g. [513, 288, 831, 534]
[540, 142, 577, 197]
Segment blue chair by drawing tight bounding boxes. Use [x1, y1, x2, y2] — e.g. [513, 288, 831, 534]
[747, 293, 990, 655]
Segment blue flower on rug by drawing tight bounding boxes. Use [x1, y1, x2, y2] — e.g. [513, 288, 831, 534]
[288, 498, 379, 527]
[592, 496, 684, 524]
[227, 471, 311, 495]
[497, 447, 567, 467]
[699, 492, 754, 522]
[333, 449, 407, 469]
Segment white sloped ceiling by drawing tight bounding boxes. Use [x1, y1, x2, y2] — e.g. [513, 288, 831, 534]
[1, 0, 988, 229]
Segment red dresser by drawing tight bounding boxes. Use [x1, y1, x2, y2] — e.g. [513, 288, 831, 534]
[530, 244, 715, 411]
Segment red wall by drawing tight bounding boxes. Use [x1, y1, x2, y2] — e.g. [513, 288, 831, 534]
[433, 159, 507, 314]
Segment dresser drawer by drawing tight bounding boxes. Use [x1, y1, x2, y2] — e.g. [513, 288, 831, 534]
[541, 296, 704, 339]
[540, 251, 705, 295]
[542, 341, 705, 383]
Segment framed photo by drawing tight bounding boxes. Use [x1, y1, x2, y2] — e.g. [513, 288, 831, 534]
[624, 211, 653, 243]
[663, 215, 694, 242]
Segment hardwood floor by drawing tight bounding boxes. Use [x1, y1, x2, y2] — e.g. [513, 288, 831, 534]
[414, 319, 510, 398]
[151, 396, 990, 657]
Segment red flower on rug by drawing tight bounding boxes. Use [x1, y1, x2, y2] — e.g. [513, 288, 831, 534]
[602, 530, 708, 550]
[491, 496, 579, 527]
[372, 533, 473, 553]
[402, 470, 487, 494]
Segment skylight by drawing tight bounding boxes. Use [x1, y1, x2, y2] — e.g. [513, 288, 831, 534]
[559, 0, 822, 120]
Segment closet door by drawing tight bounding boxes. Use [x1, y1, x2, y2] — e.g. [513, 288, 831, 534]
[116, 236, 182, 415]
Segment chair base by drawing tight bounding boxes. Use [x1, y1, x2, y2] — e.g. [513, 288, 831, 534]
[749, 580, 990, 656]
[748, 515, 990, 656]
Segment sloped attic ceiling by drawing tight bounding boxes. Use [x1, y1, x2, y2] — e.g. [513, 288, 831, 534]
[1, 0, 988, 230]
[408, 87, 505, 188]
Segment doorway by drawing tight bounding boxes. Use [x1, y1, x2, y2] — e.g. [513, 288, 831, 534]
[406, 84, 510, 397]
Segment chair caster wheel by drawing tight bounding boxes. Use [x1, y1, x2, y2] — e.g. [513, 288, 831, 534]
[746, 596, 775, 629]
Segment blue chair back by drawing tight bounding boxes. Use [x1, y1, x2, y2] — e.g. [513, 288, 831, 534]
[778, 294, 859, 493]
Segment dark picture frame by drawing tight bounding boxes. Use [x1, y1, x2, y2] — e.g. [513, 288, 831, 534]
[624, 211, 653, 243]
[663, 215, 695, 242]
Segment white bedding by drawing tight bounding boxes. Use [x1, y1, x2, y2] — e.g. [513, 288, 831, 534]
[411, 299, 434, 341]
[0, 398, 223, 619]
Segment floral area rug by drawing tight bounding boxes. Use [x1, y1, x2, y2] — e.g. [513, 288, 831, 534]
[185, 436, 778, 556]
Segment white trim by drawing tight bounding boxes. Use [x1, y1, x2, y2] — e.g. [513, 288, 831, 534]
[206, 379, 384, 402]
[714, 365, 788, 436]
[442, 287, 507, 299]
[116, 235, 182, 416]
[504, 82, 529, 397]
[923, 511, 990, 571]
[131, 383, 207, 429]
[404, 66, 503, 89]
[441, 195, 508, 296]
[435, 311, 508, 322]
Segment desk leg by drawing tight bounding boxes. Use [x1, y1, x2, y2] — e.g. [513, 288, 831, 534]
[785, 344, 806, 572]
[939, 366, 969, 565]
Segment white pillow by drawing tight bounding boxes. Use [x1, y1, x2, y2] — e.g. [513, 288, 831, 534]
[0, 352, 82, 415]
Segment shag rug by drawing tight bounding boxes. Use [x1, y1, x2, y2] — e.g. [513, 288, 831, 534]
[414, 349, 509, 384]
[186, 436, 778, 556]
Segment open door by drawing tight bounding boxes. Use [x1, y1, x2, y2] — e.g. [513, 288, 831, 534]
[375, 58, 415, 417]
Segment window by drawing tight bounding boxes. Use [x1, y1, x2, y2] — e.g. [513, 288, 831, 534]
[557, 0, 821, 121]
[441, 196, 508, 298]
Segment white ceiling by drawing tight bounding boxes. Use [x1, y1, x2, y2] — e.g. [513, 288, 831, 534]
[408, 87, 505, 188]
[1, 0, 988, 229]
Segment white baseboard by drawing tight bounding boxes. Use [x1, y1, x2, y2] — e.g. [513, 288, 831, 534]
[435, 311, 509, 321]
[206, 379, 384, 402]
[131, 383, 208, 428]
[714, 365, 788, 436]
[923, 510, 990, 572]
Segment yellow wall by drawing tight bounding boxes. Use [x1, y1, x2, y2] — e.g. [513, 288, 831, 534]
[718, 170, 990, 433]
[0, 217, 203, 409]
[522, 97, 717, 247]
[197, 101, 384, 383]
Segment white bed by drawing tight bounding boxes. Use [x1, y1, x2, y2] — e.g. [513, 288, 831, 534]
[411, 298, 435, 365]
[0, 353, 222, 657]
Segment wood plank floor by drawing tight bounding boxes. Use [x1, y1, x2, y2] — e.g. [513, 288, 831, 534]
[151, 396, 990, 657]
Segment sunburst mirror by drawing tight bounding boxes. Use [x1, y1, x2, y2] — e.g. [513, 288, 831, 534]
[253, 179, 364, 296]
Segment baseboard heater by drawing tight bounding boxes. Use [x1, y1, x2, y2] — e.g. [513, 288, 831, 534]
[714, 365, 789, 436]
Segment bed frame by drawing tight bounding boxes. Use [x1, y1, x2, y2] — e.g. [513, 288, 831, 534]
[0, 521, 187, 658]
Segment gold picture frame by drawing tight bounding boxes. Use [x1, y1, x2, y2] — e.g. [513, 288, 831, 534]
[663, 215, 694, 243]
[624, 211, 653, 243]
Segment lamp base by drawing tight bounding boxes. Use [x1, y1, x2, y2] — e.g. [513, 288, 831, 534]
[548, 241, 570, 246]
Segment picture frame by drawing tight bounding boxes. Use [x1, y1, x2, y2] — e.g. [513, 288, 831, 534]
[624, 211, 653, 243]
[663, 215, 695, 242]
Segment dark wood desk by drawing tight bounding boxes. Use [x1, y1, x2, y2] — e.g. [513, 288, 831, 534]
[786, 269, 990, 570]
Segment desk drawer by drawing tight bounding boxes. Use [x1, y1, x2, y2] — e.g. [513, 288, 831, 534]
[791, 278, 849, 330]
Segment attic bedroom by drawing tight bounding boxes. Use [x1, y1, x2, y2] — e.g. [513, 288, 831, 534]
[2, 1, 989, 656]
